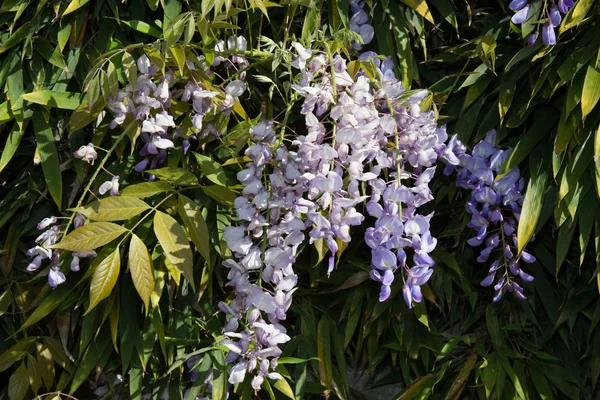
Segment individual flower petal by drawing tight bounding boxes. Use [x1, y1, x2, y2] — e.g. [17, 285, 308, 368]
[48, 266, 66, 289]
[511, 4, 530, 24]
[542, 23, 556, 46]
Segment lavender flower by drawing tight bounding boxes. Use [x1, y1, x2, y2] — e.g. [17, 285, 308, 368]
[438, 130, 535, 301]
[48, 266, 66, 289]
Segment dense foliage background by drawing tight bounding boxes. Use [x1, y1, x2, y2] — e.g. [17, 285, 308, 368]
[0, 0, 599, 399]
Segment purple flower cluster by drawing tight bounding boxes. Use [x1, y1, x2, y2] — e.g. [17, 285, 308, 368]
[349, 1, 374, 50]
[220, 120, 298, 389]
[216, 42, 452, 387]
[106, 48, 247, 179]
[509, 0, 575, 46]
[439, 130, 535, 301]
[26, 214, 96, 290]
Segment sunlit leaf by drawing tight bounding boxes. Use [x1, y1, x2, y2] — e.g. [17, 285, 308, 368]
[73, 197, 150, 221]
[51, 222, 127, 251]
[153, 211, 195, 290]
[87, 248, 121, 313]
[128, 234, 155, 314]
[178, 195, 211, 261]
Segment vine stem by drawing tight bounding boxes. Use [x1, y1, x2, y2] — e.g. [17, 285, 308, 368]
[60, 130, 128, 241]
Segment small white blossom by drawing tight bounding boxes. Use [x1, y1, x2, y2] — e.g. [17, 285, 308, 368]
[73, 143, 97, 165]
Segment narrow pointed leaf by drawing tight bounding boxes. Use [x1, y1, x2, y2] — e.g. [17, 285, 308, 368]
[22, 91, 81, 110]
[33, 112, 62, 209]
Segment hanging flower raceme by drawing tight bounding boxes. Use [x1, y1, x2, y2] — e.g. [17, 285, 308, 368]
[438, 130, 535, 301]
[509, 0, 574, 46]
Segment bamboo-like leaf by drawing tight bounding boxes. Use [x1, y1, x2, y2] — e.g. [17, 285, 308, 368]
[73, 197, 150, 221]
[87, 248, 121, 313]
[201, 185, 236, 206]
[120, 20, 162, 38]
[178, 195, 211, 261]
[445, 351, 478, 400]
[8, 363, 28, 400]
[62, 0, 91, 17]
[582, 56, 600, 118]
[273, 377, 295, 399]
[317, 316, 332, 388]
[146, 167, 199, 186]
[22, 91, 81, 110]
[26, 354, 41, 393]
[558, 135, 593, 202]
[0, 123, 24, 173]
[33, 112, 62, 209]
[51, 222, 127, 251]
[128, 234, 154, 314]
[596, 124, 600, 198]
[153, 211, 195, 290]
[517, 149, 549, 254]
[121, 182, 174, 198]
[0, 22, 32, 54]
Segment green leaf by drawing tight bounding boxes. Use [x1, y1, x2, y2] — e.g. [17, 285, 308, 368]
[399, 0, 434, 23]
[121, 182, 174, 198]
[69, 331, 111, 393]
[595, 124, 600, 198]
[0, 22, 32, 54]
[486, 304, 503, 349]
[581, 56, 600, 118]
[146, 167, 199, 186]
[73, 197, 150, 221]
[128, 234, 155, 315]
[558, 135, 593, 202]
[500, 109, 559, 176]
[0, 124, 23, 173]
[22, 91, 81, 110]
[517, 148, 549, 254]
[560, 0, 594, 33]
[51, 222, 127, 251]
[33, 112, 62, 209]
[317, 316, 332, 387]
[554, 289, 596, 329]
[87, 248, 121, 314]
[386, 2, 415, 90]
[193, 152, 227, 186]
[445, 351, 478, 400]
[153, 211, 195, 290]
[429, 0, 457, 28]
[8, 363, 28, 400]
[120, 20, 162, 38]
[178, 195, 211, 261]
[556, 218, 577, 275]
[201, 185, 237, 206]
[34, 38, 67, 70]
[273, 377, 295, 399]
[62, 0, 90, 17]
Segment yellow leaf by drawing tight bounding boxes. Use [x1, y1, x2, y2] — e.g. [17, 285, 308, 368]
[62, 0, 90, 17]
[87, 248, 121, 314]
[178, 195, 211, 261]
[128, 234, 155, 314]
[153, 211, 195, 290]
[73, 197, 150, 222]
[50, 222, 127, 251]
